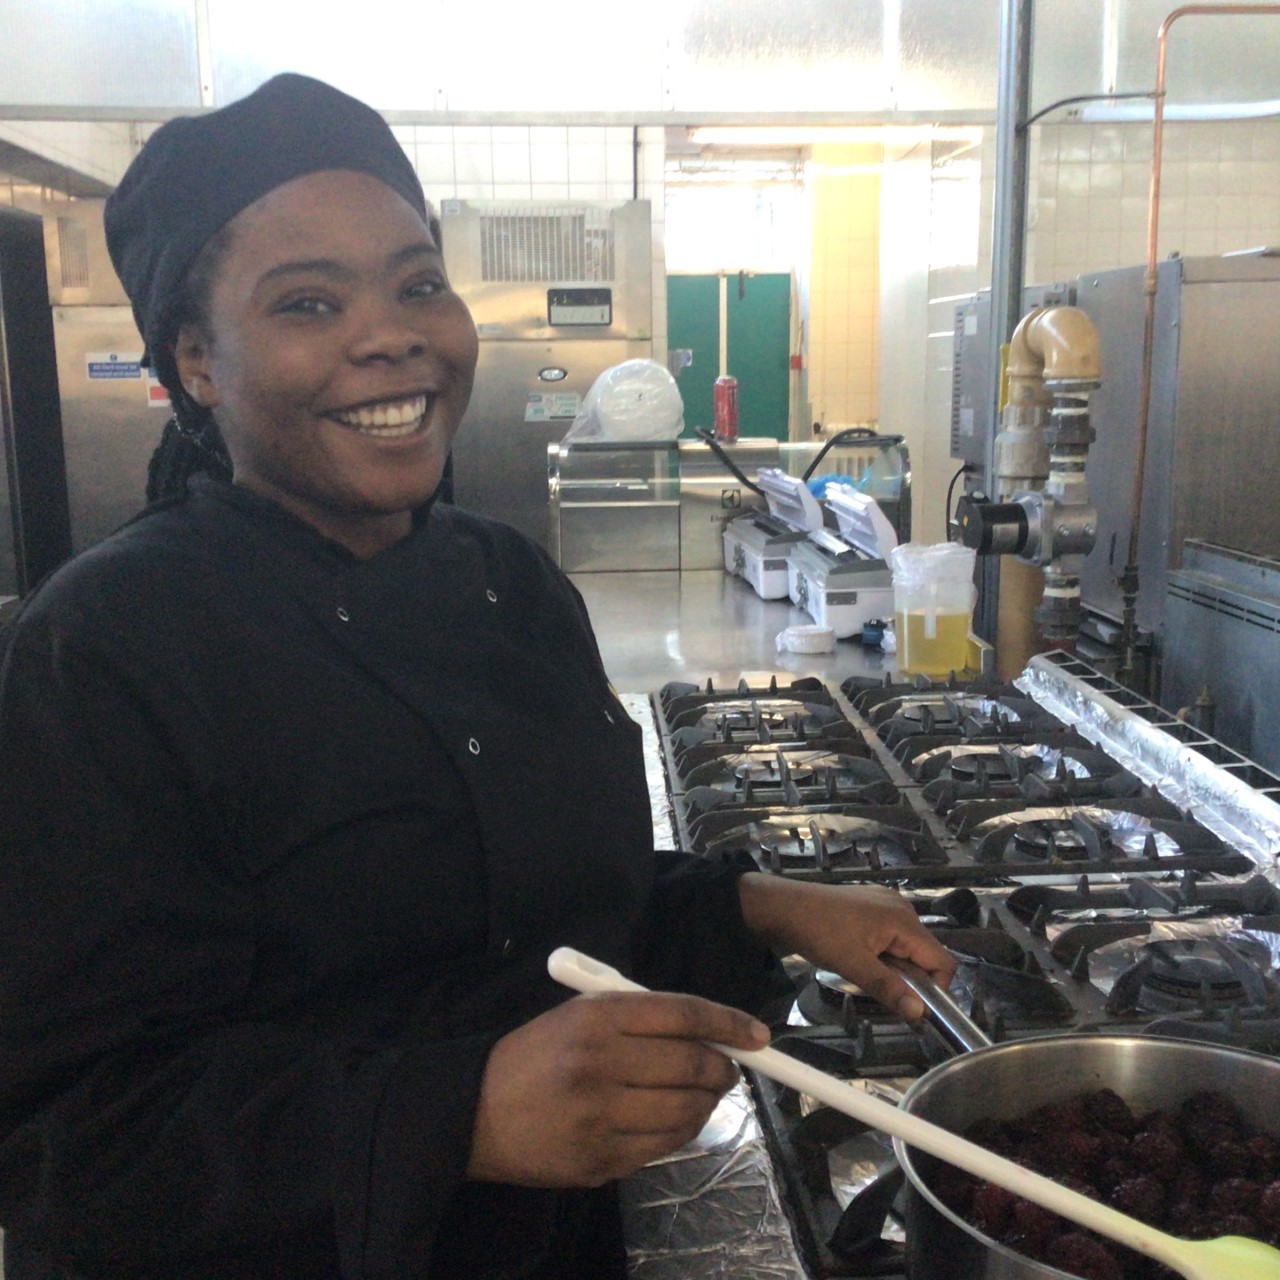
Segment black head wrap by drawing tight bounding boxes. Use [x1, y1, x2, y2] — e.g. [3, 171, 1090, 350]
[104, 72, 428, 363]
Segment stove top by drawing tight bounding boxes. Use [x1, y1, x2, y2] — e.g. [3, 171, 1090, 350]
[647, 658, 1280, 1278]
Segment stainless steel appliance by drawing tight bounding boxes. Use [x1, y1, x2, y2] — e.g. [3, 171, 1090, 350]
[439, 199, 653, 548]
[41, 197, 160, 554]
[640, 654, 1280, 1278]
[0, 206, 72, 597]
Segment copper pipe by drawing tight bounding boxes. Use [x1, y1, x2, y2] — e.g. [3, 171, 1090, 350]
[1120, 3, 1280, 681]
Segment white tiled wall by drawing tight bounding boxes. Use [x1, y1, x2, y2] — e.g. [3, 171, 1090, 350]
[804, 144, 882, 430]
[1027, 119, 1280, 282]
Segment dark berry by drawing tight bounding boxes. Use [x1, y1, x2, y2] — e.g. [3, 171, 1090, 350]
[1110, 1174, 1166, 1225]
[1086, 1087, 1140, 1136]
[1045, 1231, 1126, 1280]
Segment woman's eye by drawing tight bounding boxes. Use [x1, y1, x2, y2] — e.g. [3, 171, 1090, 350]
[405, 277, 445, 301]
[278, 295, 339, 317]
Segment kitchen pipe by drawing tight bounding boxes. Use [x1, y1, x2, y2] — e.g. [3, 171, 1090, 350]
[1119, 3, 1280, 683]
[956, 304, 1101, 666]
[975, 0, 1036, 646]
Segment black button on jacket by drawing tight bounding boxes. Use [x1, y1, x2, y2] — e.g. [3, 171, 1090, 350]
[0, 479, 782, 1280]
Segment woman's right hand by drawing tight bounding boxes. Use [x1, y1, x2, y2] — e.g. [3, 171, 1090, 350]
[465, 991, 769, 1188]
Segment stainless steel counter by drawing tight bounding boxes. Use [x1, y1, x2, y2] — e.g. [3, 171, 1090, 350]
[571, 569, 898, 693]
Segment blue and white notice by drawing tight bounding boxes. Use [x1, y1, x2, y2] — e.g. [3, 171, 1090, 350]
[86, 351, 144, 380]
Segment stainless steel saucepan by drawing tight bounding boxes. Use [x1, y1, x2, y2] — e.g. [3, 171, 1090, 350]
[550, 948, 1280, 1280]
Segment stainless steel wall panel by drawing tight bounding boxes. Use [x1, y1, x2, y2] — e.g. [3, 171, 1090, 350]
[1073, 262, 1180, 631]
[1074, 256, 1280, 633]
[1164, 542, 1280, 773]
[1171, 276, 1280, 566]
[0, 0, 199, 108]
[1116, 3, 1280, 106]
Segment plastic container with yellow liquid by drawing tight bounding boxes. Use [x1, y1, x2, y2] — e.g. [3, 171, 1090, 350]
[889, 542, 977, 679]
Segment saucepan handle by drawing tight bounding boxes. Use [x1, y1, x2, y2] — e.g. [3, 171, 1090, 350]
[890, 958, 993, 1054]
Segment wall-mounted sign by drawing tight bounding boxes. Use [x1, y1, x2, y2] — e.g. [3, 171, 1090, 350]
[524, 392, 582, 422]
[86, 351, 143, 380]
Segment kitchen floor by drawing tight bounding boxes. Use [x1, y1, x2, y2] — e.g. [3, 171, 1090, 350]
[570, 568, 897, 694]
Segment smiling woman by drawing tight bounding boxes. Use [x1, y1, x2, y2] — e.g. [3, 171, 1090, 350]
[0, 72, 952, 1280]
[171, 171, 477, 558]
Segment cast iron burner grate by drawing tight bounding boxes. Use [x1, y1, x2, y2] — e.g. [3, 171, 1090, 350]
[678, 751, 901, 823]
[683, 749, 895, 798]
[669, 723, 873, 780]
[692, 807, 948, 876]
[943, 796, 1254, 877]
[913, 743, 1147, 818]
[659, 676, 836, 728]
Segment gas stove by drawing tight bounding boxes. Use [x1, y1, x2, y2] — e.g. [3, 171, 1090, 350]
[646, 654, 1280, 1279]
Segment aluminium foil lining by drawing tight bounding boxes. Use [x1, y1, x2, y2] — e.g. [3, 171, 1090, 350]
[621, 1082, 808, 1280]
[620, 693, 677, 851]
[617, 692, 808, 1277]
[1017, 652, 1280, 876]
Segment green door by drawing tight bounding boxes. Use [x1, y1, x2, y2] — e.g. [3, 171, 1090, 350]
[667, 272, 791, 441]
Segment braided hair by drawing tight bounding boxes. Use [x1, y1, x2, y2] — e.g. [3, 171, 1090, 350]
[144, 226, 235, 503]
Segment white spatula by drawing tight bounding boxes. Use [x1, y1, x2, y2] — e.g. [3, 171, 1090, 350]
[547, 946, 1280, 1280]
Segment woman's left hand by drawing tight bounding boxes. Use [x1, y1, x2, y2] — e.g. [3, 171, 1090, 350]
[737, 874, 956, 1022]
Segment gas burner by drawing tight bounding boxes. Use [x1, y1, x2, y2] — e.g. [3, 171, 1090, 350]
[658, 676, 837, 731]
[840, 675, 1065, 752]
[761, 826, 861, 864]
[1131, 940, 1248, 1012]
[944, 746, 1020, 783]
[685, 749, 887, 796]
[873, 695, 1050, 751]
[896, 695, 999, 728]
[696, 808, 947, 874]
[671, 698, 848, 739]
[1011, 817, 1091, 860]
[1105, 934, 1280, 1015]
[1007, 873, 1280, 927]
[949, 798, 1254, 875]
[668, 721, 869, 779]
[679, 755, 900, 824]
[841, 672, 1006, 717]
[794, 938, 1073, 1038]
[911, 742, 1128, 796]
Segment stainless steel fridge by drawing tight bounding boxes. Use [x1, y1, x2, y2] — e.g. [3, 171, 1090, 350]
[0, 205, 72, 598]
[439, 199, 653, 549]
[42, 197, 163, 556]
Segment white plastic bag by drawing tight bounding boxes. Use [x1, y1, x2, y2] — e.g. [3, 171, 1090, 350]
[775, 625, 837, 654]
[561, 359, 685, 443]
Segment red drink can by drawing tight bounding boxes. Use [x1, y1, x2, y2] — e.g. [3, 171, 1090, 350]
[713, 374, 739, 441]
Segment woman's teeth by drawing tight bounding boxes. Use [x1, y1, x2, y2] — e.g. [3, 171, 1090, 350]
[334, 395, 429, 437]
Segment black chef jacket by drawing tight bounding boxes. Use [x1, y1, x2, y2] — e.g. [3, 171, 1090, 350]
[0, 478, 784, 1280]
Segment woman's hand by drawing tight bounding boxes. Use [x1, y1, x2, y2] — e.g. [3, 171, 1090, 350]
[737, 874, 956, 1022]
[466, 990, 769, 1188]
